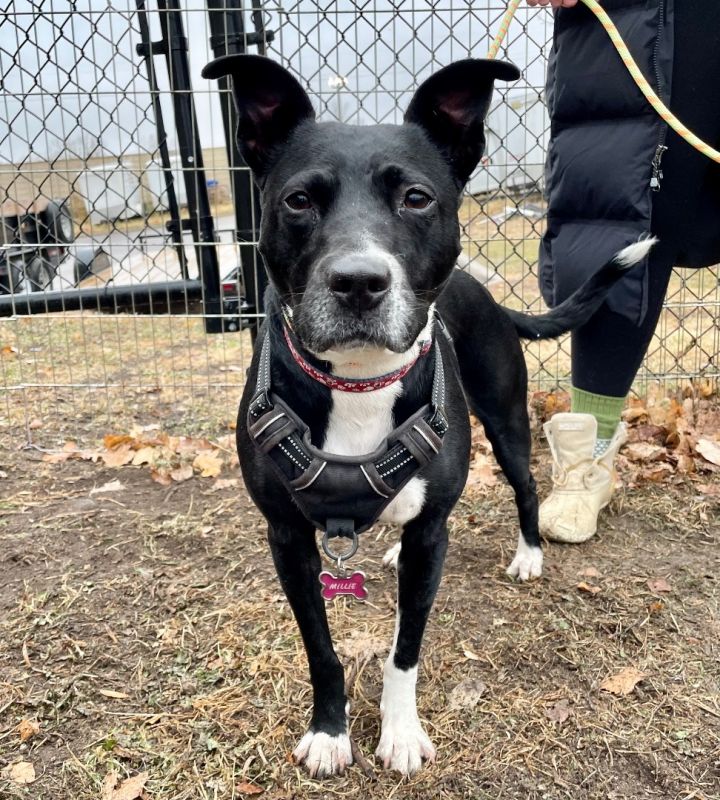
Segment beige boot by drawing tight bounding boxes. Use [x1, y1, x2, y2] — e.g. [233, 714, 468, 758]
[539, 413, 627, 544]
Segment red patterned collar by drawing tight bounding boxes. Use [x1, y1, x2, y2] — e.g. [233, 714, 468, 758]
[282, 326, 432, 393]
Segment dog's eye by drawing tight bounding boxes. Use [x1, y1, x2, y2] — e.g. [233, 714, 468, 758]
[285, 192, 312, 211]
[403, 189, 433, 210]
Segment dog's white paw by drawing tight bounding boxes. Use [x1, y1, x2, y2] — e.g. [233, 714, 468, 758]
[382, 541, 401, 571]
[292, 731, 353, 777]
[376, 716, 436, 775]
[506, 534, 543, 581]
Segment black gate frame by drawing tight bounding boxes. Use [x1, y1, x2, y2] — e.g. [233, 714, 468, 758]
[0, 0, 269, 337]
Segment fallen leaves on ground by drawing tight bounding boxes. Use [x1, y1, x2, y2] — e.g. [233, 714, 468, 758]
[17, 719, 40, 742]
[577, 581, 601, 595]
[578, 566, 602, 579]
[236, 782, 264, 796]
[544, 698, 572, 724]
[449, 678, 486, 710]
[43, 424, 238, 483]
[101, 771, 149, 800]
[466, 384, 720, 493]
[647, 577, 672, 593]
[600, 666, 646, 696]
[2, 761, 36, 785]
[696, 438, 720, 467]
[193, 450, 224, 478]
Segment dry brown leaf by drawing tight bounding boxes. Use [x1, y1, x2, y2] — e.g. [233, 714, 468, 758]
[336, 631, 386, 660]
[2, 761, 36, 785]
[647, 577, 672, 593]
[647, 398, 680, 429]
[462, 647, 481, 661]
[647, 599, 665, 615]
[578, 566, 602, 579]
[28, 418, 43, 430]
[676, 454, 696, 473]
[622, 406, 648, 424]
[600, 666, 646, 696]
[99, 688, 130, 699]
[544, 698, 572, 724]
[103, 434, 135, 450]
[466, 452, 498, 490]
[170, 464, 194, 482]
[18, 719, 40, 742]
[449, 678, 486, 710]
[151, 468, 172, 487]
[101, 771, 149, 800]
[193, 451, 224, 478]
[131, 446, 157, 467]
[577, 581, 601, 595]
[102, 444, 134, 468]
[696, 482, 720, 497]
[640, 463, 674, 482]
[624, 442, 666, 462]
[695, 438, 720, 467]
[236, 781, 264, 796]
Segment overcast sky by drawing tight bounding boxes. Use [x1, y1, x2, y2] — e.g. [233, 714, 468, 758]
[1, 1, 552, 167]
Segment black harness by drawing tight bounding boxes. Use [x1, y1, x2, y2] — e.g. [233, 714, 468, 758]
[247, 328, 449, 543]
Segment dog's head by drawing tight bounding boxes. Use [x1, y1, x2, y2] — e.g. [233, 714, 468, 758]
[203, 55, 519, 355]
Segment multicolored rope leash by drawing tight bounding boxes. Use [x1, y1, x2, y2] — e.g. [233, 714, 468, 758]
[487, 0, 720, 164]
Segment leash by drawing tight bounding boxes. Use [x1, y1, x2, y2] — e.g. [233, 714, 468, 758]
[487, 0, 720, 164]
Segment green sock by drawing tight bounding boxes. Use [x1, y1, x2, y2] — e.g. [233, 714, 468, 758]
[571, 386, 625, 440]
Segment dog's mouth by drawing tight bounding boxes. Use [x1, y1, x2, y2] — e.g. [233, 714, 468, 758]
[292, 310, 415, 355]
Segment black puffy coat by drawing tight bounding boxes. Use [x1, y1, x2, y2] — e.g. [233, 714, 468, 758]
[540, 0, 720, 324]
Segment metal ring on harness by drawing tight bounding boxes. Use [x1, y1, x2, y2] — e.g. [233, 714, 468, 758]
[322, 529, 359, 564]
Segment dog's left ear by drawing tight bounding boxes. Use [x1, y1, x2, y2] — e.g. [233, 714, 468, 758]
[202, 54, 315, 177]
[404, 59, 520, 186]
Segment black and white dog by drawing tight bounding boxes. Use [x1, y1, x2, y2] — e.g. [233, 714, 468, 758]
[202, 55, 653, 778]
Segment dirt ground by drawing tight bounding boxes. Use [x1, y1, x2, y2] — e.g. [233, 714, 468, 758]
[1, 418, 719, 800]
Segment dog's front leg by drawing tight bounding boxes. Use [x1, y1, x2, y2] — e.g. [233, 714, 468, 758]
[377, 512, 448, 775]
[268, 520, 351, 777]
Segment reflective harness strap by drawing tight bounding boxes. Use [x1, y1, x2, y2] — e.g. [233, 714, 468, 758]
[248, 324, 450, 538]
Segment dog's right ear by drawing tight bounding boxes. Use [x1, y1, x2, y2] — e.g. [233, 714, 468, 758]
[202, 54, 315, 177]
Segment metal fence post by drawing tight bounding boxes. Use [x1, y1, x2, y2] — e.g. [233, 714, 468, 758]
[157, 0, 223, 334]
[206, 0, 273, 341]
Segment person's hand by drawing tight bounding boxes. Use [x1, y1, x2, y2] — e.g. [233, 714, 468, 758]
[527, 0, 579, 7]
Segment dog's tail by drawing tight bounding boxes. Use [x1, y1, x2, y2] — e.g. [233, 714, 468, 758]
[506, 237, 657, 340]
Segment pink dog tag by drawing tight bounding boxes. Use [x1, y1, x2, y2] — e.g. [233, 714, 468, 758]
[319, 570, 368, 601]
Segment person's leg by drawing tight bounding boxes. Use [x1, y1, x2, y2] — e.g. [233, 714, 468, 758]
[541, 0, 720, 543]
[570, 241, 676, 435]
[538, 246, 674, 544]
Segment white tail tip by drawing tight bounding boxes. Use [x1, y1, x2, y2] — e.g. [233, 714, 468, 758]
[615, 236, 658, 267]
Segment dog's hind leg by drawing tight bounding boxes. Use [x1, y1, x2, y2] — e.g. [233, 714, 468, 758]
[267, 520, 352, 777]
[478, 406, 543, 580]
[377, 511, 447, 775]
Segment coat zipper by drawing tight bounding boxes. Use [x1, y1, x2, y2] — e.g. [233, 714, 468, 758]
[650, 0, 668, 191]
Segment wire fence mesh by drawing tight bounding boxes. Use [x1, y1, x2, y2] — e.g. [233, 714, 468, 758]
[1, 0, 718, 447]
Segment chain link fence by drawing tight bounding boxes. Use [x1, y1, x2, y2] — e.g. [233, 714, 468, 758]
[1, 1, 718, 446]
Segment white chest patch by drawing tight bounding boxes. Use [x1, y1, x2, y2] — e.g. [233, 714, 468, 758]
[321, 384, 426, 528]
[318, 306, 435, 529]
[322, 383, 401, 456]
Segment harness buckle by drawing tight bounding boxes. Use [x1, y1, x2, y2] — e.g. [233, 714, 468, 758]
[322, 520, 358, 572]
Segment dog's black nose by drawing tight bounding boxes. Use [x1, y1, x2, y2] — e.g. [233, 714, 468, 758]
[328, 256, 391, 312]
